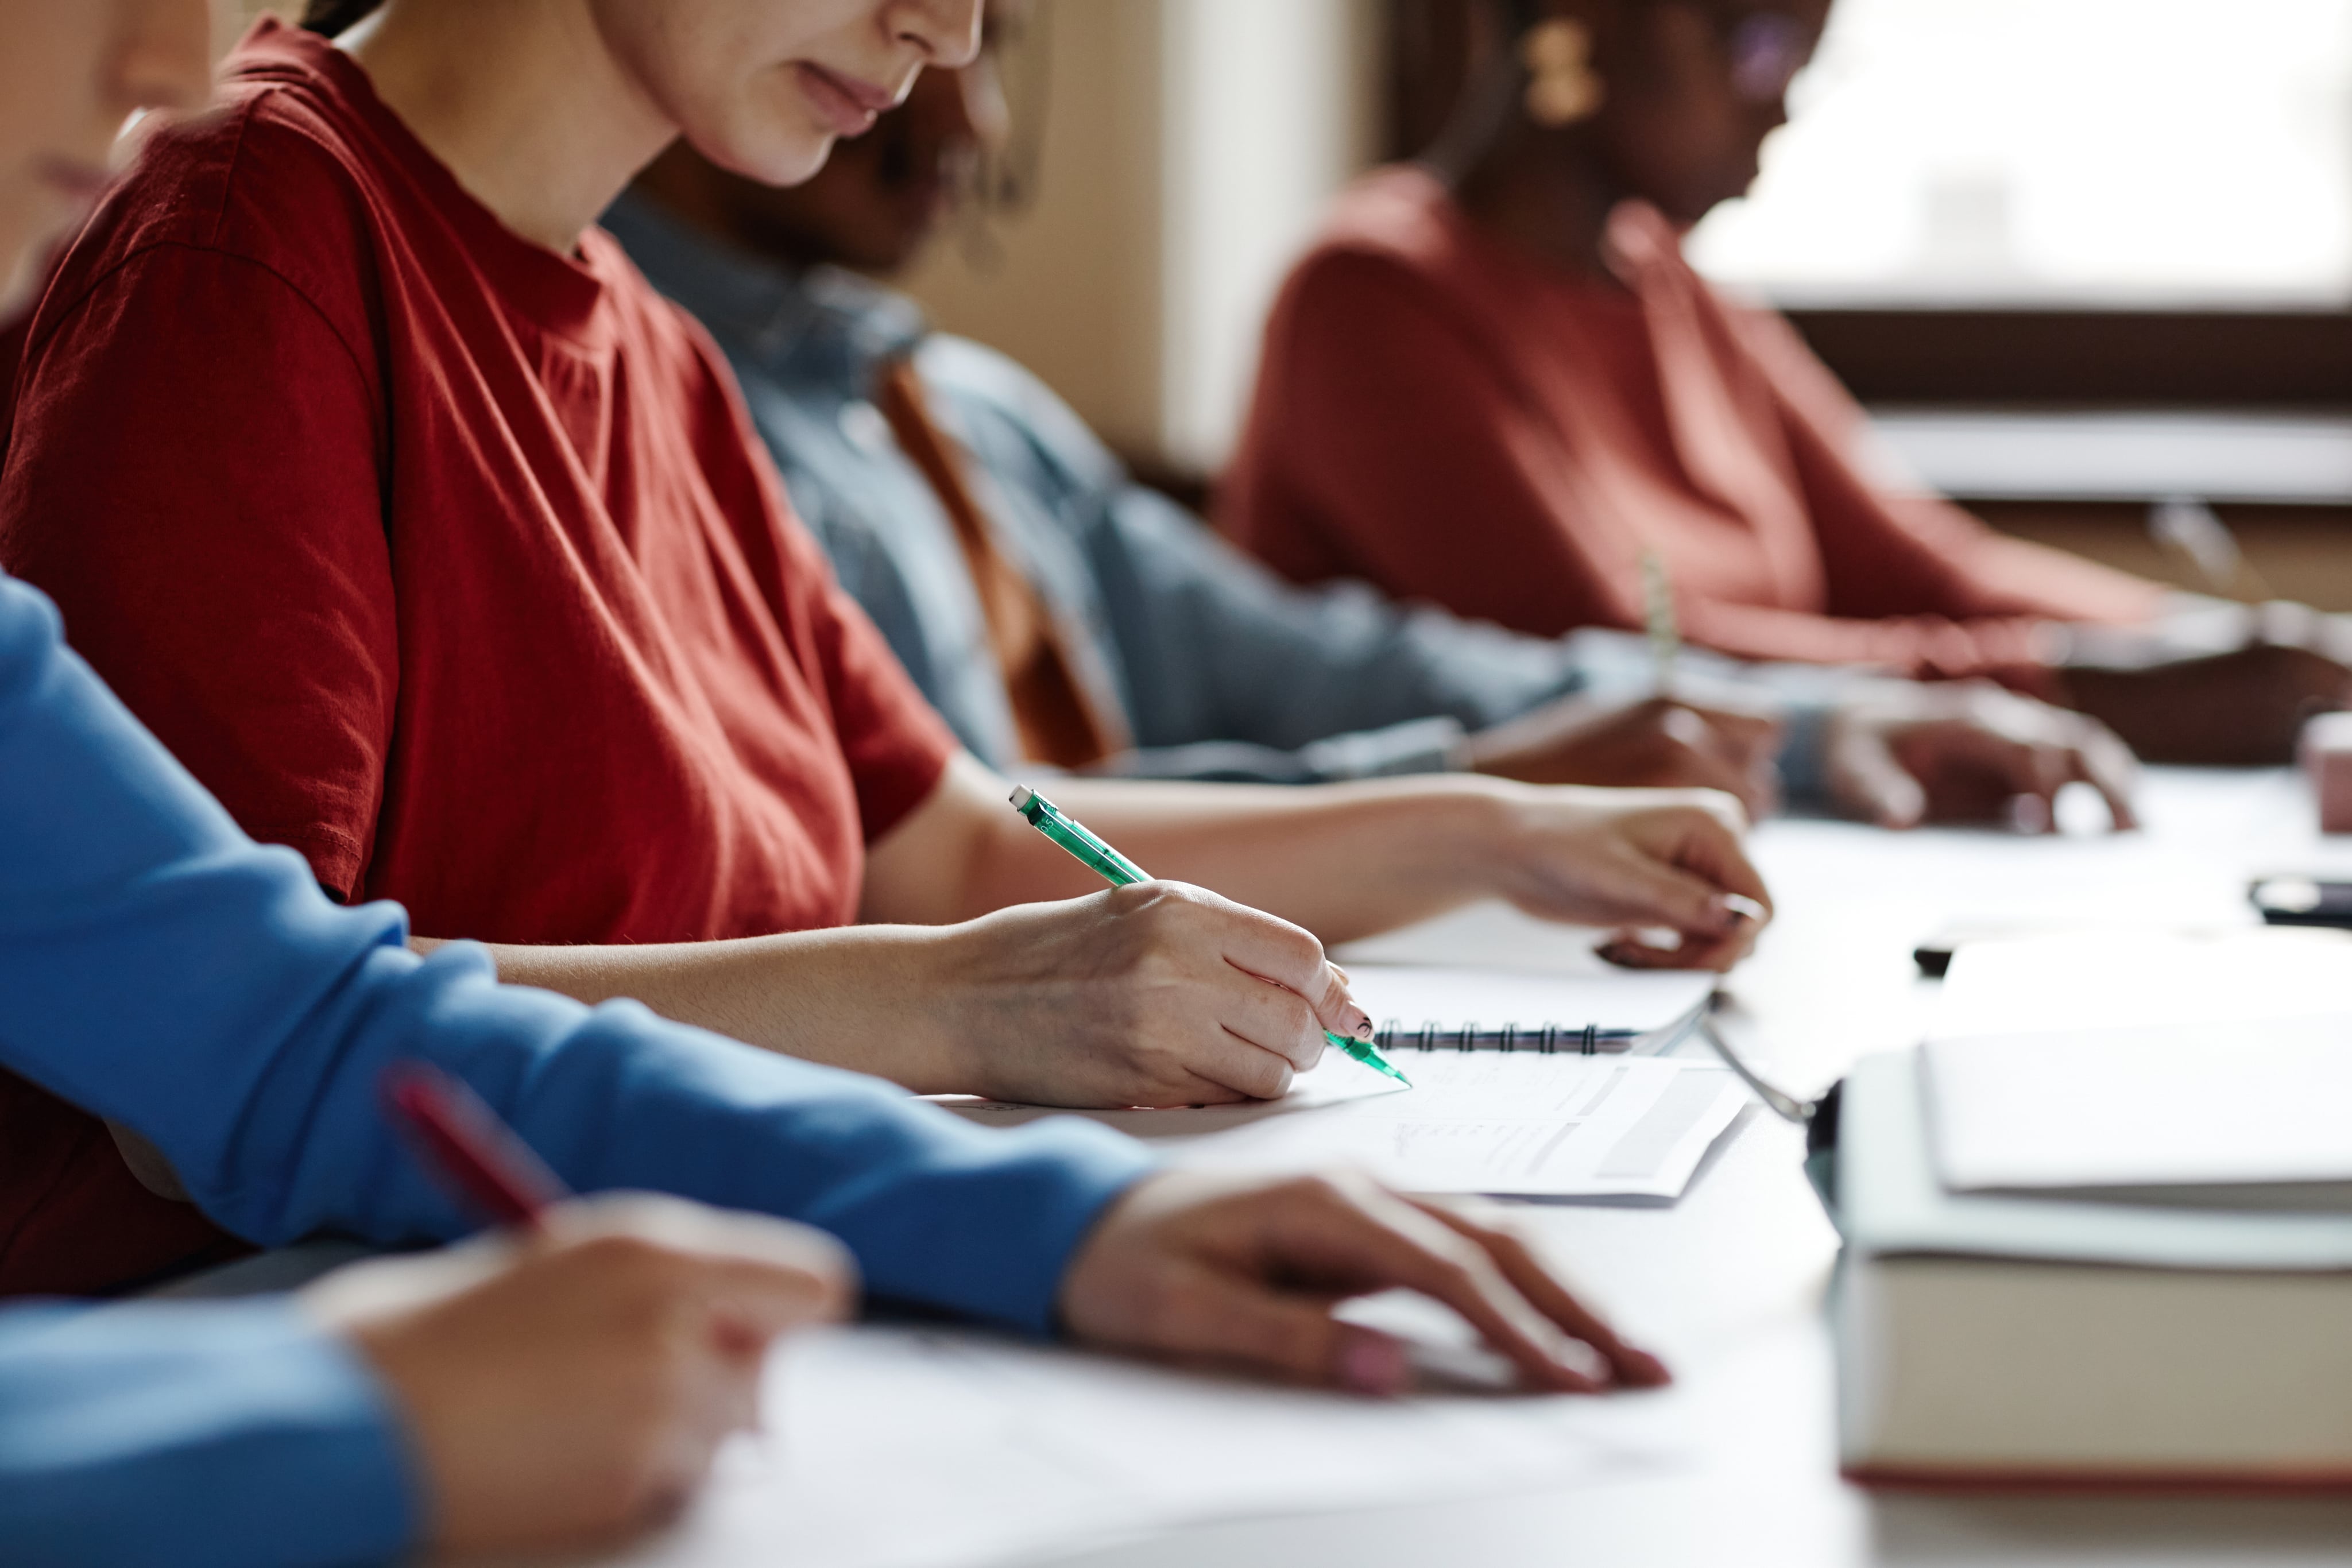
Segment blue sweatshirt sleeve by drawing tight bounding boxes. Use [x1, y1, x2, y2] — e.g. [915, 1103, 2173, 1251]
[0, 1300, 413, 1568]
[0, 574, 1155, 1331]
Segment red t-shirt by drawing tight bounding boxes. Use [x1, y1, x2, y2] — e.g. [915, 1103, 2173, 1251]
[0, 21, 956, 1293]
[1221, 169, 2161, 683]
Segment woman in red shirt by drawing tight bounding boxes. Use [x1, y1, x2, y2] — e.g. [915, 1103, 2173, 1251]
[0, 0, 1766, 1116]
[1223, 0, 2352, 765]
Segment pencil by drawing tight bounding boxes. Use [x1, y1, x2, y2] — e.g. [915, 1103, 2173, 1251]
[381, 1060, 568, 1228]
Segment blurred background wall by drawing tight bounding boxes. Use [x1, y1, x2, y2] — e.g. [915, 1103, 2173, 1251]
[901, 0, 1386, 471]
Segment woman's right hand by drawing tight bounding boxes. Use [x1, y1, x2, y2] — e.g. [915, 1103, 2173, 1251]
[303, 1194, 852, 1559]
[919, 882, 1375, 1108]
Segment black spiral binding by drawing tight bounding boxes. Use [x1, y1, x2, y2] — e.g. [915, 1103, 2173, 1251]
[1382, 1020, 1606, 1054]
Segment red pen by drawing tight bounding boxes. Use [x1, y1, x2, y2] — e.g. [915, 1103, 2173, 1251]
[381, 1060, 568, 1228]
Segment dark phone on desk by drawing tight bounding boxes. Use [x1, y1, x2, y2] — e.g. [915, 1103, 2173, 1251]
[2249, 876, 2352, 928]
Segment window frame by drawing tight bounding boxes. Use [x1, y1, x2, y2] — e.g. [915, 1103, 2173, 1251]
[1383, 0, 2352, 412]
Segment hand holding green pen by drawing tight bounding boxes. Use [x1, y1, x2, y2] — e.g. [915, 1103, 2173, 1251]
[1011, 786, 1412, 1089]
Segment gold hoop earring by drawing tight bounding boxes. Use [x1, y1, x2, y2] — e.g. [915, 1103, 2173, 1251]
[1520, 18, 1606, 127]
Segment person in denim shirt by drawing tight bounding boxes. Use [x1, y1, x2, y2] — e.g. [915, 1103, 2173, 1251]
[612, 2, 2138, 831]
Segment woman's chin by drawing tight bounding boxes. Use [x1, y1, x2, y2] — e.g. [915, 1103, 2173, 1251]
[691, 124, 838, 193]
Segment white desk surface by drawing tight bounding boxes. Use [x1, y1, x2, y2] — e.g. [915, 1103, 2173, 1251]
[1037, 769, 2352, 1568]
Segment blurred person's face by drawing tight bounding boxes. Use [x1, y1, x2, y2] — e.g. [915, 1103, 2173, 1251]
[1585, 0, 1828, 227]
[595, 0, 982, 192]
[0, 0, 211, 311]
[645, 0, 1018, 274]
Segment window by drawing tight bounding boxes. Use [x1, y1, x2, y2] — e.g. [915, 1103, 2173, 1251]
[1687, 0, 2352, 308]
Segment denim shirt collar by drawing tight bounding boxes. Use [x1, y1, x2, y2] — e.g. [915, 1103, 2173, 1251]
[600, 189, 927, 389]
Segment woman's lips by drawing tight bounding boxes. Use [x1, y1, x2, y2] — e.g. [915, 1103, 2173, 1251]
[796, 63, 896, 138]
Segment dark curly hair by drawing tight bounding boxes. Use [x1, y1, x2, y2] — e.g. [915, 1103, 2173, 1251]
[301, 0, 387, 34]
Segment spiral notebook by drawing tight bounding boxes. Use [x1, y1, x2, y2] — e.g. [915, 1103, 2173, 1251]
[1344, 965, 1717, 1058]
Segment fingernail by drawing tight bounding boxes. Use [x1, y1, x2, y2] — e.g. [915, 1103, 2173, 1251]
[1349, 1009, 1375, 1040]
[1720, 893, 1767, 926]
[1337, 1328, 1410, 1397]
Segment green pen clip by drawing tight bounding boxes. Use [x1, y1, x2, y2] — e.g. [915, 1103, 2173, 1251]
[1009, 785, 1411, 1087]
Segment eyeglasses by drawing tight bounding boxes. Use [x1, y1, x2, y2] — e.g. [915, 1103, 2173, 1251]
[1650, 1, 1818, 106]
[1723, 10, 1815, 104]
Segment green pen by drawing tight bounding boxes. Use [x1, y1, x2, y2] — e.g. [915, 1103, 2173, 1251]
[1009, 785, 1411, 1087]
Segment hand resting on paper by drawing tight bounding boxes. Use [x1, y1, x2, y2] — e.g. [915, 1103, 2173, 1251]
[1823, 681, 2139, 833]
[303, 1194, 851, 1558]
[1059, 1169, 1670, 1397]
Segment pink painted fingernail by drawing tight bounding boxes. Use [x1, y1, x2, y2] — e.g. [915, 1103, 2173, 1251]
[1349, 1010, 1375, 1040]
[1338, 1328, 1410, 1396]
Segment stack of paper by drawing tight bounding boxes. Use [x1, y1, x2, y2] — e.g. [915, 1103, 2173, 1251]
[1923, 928, 2352, 1205]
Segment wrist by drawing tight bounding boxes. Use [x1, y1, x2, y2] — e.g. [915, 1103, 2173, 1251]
[722, 924, 985, 1096]
[865, 924, 993, 1097]
[1410, 776, 1542, 905]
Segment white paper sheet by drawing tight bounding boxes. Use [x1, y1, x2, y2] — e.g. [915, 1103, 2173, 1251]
[951, 1052, 1747, 1200]
[1929, 927, 2352, 1042]
[1333, 901, 1629, 973]
[1925, 1014, 2352, 1193]
[582, 1322, 1689, 1568]
[1924, 929, 2352, 1195]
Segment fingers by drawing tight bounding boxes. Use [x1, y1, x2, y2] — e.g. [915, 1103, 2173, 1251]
[1654, 800, 1773, 917]
[2067, 718, 2142, 831]
[1061, 1174, 1666, 1404]
[1251, 1177, 1624, 1393]
[325, 1196, 856, 1558]
[1177, 885, 1370, 1041]
[1832, 683, 2145, 831]
[1676, 701, 1784, 771]
[1825, 721, 1927, 829]
[1213, 972, 1329, 1074]
[1200, 1032, 1300, 1101]
[1138, 1253, 1366, 1385]
[1596, 851, 1754, 942]
[1407, 1200, 1669, 1387]
[1504, 791, 1769, 969]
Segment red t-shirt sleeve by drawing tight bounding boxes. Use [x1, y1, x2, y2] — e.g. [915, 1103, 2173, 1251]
[1231, 251, 1641, 638]
[0, 245, 394, 897]
[1734, 305, 2164, 629]
[797, 525, 958, 842]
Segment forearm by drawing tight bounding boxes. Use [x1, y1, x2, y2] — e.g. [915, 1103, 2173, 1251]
[987, 773, 1516, 944]
[422, 926, 970, 1092]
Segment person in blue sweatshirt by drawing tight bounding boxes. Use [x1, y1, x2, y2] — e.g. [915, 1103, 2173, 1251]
[0, 2, 1666, 1564]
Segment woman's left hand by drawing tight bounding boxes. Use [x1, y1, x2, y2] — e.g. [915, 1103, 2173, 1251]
[1476, 785, 1770, 970]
